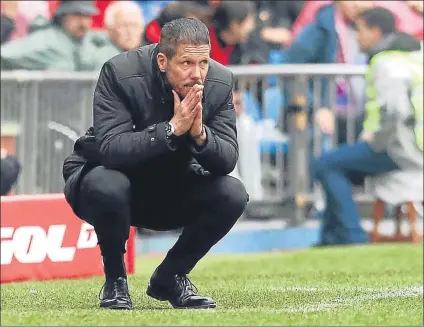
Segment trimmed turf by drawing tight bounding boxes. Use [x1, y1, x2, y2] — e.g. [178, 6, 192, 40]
[1, 244, 423, 326]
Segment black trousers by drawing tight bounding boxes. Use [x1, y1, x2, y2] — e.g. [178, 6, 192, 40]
[76, 166, 248, 275]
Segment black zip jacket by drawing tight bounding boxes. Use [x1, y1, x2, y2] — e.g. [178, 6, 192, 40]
[62, 44, 238, 214]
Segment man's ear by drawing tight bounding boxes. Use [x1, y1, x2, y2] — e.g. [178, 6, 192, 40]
[157, 53, 167, 72]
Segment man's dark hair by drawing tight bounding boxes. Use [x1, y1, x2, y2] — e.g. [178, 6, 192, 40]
[358, 7, 396, 35]
[212, 1, 254, 31]
[158, 18, 210, 58]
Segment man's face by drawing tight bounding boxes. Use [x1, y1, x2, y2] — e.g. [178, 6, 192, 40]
[356, 18, 381, 52]
[109, 11, 144, 51]
[157, 44, 210, 99]
[230, 14, 255, 43]
[62, 14, 92, 39]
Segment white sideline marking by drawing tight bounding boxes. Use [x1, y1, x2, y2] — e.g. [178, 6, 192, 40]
[270, 286, 323, 292]
[192, 286, 423, 315]
[283, 286, 423, 313]
[269, 286, 422, 293]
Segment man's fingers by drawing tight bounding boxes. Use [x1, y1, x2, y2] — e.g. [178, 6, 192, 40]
[184, 85, 204, 104]
[190, 102, 202, 117]
[184, 85, 196, 101]
[181, 85, 198, 104]
[188, 105, 200, 118]
[189, 91, 203, 110]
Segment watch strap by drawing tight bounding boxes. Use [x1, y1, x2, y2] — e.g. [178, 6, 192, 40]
[165, 121, 175, 139]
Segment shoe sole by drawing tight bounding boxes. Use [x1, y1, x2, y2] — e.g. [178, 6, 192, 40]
[100, 302, 133, 310]
[146, 288, 216, 309]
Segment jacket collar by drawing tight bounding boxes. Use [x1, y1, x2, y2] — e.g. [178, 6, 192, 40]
[151, 44, 174, 101]
[366, 32, 421, 62]
[367, 33, 398, 59]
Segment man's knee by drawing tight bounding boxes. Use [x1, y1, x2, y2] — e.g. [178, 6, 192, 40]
[80, 166, 131, 210]
[212, 176, 249, 217]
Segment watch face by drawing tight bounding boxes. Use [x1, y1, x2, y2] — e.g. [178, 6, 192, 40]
[165, 122, 173, 138]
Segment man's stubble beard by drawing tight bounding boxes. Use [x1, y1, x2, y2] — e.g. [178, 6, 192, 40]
[180, 81, 203, 99]
[184, 80, 203, 87]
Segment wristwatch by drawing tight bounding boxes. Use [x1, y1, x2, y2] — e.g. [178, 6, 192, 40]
[165, 121, 176, 139]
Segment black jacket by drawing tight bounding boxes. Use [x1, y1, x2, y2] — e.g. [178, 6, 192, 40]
[63, 44, 238, 214]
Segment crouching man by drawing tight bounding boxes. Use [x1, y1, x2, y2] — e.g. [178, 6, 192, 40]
[62, 18, 248, 310]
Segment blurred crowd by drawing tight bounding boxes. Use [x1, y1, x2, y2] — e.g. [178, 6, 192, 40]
[1, 0, 422, 71]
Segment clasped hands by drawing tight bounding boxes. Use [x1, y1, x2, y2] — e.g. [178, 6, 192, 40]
[170, 84, 206, 146]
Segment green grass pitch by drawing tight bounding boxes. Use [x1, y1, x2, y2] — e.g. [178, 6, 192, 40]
[1, 244, 423, 326]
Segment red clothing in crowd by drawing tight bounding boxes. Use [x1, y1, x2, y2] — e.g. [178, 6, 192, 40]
[92, 0, 113, 29]
[292, 1, 423, 41]
[144, 19, 162, 44]
[208, 25, 234, 66]
[48, 0, 113, 29]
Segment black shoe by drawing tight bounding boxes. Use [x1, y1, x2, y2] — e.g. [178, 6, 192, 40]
[99, 277, 133, 310]
[146, 273, 216, 309]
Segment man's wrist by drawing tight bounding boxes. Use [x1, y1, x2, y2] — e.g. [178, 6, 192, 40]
[193, 125, 207, 146]
[165, 121, 176, 139]
[192, 125, 205, 139]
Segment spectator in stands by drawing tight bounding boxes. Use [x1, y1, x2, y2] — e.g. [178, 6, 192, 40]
[88, 0, 113, 30]
[256, 1, 305, 48]
[1, 1, 100, 71]
[0, 1, 18, 44]
[182, 2, 215, 25]
[143, 2, 215, 47]
[313, 0, 423, 140]
[208, 1, 256, 65]
[0, 148, 20, 196]
[311, 7, 423, 247]
[290, 1, 331, 41]
[292, 1, 423, 43]
[8, 1, 50, 41]
[143, 3, 186, 45]
[79, 1, 144, 71]
[274, 0, 374, 163]
[237, 1, 306, 67]
[278, 0, 371, 88]
[272, 1, 370, 220]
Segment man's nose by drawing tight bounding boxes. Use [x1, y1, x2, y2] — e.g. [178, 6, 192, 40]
[190, 65, 201, 80]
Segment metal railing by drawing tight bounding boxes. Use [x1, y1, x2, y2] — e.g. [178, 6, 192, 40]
[229, 64, 370, 222]
[1, 71, 98, 194]
[1, 65, 371, 222]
